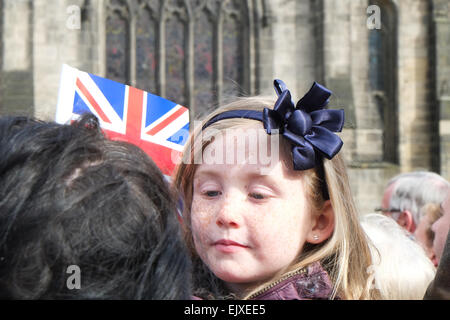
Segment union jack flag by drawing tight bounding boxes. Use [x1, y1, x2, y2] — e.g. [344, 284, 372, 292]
[56, 64, 189, 176]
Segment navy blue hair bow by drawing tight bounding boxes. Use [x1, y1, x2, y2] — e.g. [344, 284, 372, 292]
[203, 79, 345, 170]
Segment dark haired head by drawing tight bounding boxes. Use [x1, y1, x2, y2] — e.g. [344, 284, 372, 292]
[0, 114, 191, 299]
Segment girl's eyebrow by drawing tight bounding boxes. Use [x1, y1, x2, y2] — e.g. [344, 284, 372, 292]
[195, 166, 283, 187]
[194, 168, 223, 179]
[245, 172, 282, 193]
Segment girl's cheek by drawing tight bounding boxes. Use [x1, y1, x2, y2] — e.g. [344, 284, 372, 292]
[191, 199, 215, 229]
[192, 213, 212, 233]
[191, 216, 209, 250]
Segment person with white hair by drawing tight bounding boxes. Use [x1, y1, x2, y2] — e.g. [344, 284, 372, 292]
[361, 213, 436, 300]
[378, 171, 450, 262]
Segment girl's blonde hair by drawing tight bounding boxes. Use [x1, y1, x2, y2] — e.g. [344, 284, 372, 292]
[173, 96, 379, 300]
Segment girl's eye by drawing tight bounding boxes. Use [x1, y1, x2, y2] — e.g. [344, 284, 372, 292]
[204, 190, 222, 197]
[249, 192, 266, 200]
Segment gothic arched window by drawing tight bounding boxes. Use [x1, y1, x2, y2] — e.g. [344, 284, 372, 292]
[369, 0, 398, 163]
[105, 0, 257, 119]
[106, 1, 130, 85]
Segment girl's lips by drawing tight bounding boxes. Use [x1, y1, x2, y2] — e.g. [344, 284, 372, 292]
[213, 239, 249, 253]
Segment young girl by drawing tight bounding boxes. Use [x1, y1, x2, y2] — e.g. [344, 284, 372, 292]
[174, 80, 379, 300]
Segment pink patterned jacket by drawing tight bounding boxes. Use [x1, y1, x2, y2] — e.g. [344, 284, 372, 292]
[249, 261, 337, 300]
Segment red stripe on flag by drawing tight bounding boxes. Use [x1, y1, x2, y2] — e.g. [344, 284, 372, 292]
[76, 78, 112, 124]
[125, 86, 144, 141]
[147, 107, 187, 136]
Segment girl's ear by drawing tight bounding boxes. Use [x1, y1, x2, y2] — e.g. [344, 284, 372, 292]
[307, 200, 335, 244]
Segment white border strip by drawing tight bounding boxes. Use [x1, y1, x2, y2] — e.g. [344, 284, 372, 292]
[55, 64, 78, 124]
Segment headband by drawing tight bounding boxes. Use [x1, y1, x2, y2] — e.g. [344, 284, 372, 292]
[202, 79, 345, 170]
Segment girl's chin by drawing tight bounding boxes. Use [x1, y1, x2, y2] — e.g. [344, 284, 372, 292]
[211, 267, 252, 284]
[212, 268, 266, 291]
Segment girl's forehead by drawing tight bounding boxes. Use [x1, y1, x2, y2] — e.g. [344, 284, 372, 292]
[200, 126, 283, 170]
[194, 160, 282, 178]
[194, 153, 302, 185]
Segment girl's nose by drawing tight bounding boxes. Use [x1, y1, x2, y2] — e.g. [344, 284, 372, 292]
[215, 195, 242, 229]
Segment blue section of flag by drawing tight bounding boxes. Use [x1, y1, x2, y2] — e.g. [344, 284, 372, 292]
[73, 91, 91, 115]
[89, 73, 125, 119]
[167, 122, 190, 145]
[146, 93, 178, 127]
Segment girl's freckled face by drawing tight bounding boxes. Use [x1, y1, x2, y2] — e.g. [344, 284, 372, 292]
[190, 129, 313, 292]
